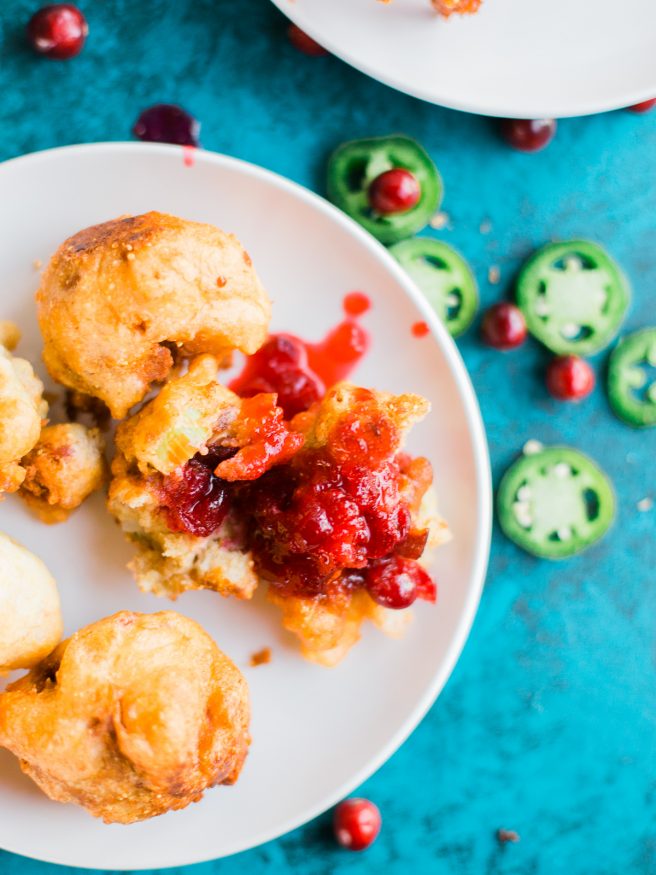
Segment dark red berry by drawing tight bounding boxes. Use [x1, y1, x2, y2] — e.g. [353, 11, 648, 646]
[545, 355, 595, 401]
[27, 4, 87, 59]
[133, 104, 200, 147]
[481, 303, 527, 350]
[500, 118, 556, 153]
[368, 169, 421, 215]
[287, 24, 328, 56]
[627, 98, 656, 114]
[333, 798, 381, 851]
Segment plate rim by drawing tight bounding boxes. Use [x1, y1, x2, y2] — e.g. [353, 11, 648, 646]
[0, 141, 492, 870]
[270, 0, 656, 118]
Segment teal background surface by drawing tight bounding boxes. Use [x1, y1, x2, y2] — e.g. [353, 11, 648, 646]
[1, 1, 655, 872]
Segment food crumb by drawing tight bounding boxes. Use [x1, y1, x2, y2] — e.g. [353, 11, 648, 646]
[33, 258, 43, 270]
[429, 210, 450, 230]
[488, 265, 501, 284]
[637, 497, 653, 512]
[496, 828, 520, 844]
[523, 439, 544, 456]
[250, 647, 272, 667]
[479, 219, 492, 234]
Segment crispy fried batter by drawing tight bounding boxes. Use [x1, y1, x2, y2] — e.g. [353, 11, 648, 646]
[0, 533, 62, 674]
[0, 328, 47, 495]
[108, 357, 258, 600]
[37, 212, 271, 418]
[20, 423, 106, 523]
[0, 611, 250, 824]
[377, 0, 481, 15]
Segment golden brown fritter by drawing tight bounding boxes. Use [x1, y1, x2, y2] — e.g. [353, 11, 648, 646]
[0, 533, 62, 674]
[108, 356, 258, 600]
[0, 326, 47, 495]
[377, 0, 481, 15]
[20, 423, 107, 523]
[0, 611, 250, 824]
[37, 211, 271, 418]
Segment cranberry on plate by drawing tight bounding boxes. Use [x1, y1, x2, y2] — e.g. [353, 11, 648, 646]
[27, 4, 88, 59]
[481, 302, 527, 350]
[333, 798, 382, 851]
[500, 118, 557, 153]
[627, 98, 656, 114]
[133, 104, 200, 147]
[545, 355, 595, 401]
[368, 169, 421, 215]
[287, 24, 328, 56]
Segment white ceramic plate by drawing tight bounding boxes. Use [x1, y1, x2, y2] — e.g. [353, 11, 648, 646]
[272, 0, 656, 118]
[0, 143, 490, 870]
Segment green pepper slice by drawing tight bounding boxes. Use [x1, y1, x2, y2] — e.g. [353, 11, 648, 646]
[326, 136, 442, 245]
[516, 240, 630, 356]
[390, 238, 478, 337]
[608, 328, 656, 427]
[497, 446, 615, 559]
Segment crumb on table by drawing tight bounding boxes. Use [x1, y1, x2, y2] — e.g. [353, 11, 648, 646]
[496, 828, 520, 844]
[249, 647, 272, 667]
[488, 265, 501, 284]
[429, 210, 450, 230]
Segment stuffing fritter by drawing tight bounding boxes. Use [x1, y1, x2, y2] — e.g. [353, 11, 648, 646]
[0, 324, 47, 495]
[20, 423, 107, 523]
[0, 532, 62, 674]
[0, 611, 250, 823]
[108, 355, 301, 600]
[37, 211, 271, 418]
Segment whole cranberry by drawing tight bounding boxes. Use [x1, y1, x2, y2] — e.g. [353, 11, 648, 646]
[545, 355, 595, 401]
[500, 118, 557, 153]
[133, 104, 200, 147]
[27, 4, 88, 59]
[365, 555, 432, 609]
[368, 169, 421, 215]
[333, 798, 382, 851]
[627, 98, 656, 114]
[287, 24, 328, 56]
[481, 302, 527, 350]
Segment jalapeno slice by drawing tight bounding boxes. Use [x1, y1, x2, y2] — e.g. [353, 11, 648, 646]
[608, 328, 656, 427]
[390, 238, 478, 336]
[516, 241, 630, 356]
[327, 136, 443, 245]
[497, 446, 615, 559]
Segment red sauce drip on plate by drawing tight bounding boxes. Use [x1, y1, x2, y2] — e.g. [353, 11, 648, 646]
[411, 320, 430, 338]
[343, 291, 371, 317]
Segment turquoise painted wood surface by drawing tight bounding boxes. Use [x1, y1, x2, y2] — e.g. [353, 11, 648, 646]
[0, 1, 655, 872]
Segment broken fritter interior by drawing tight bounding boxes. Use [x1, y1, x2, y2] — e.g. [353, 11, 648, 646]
[0, 323, 47, 495]
[0, 610, 250, 824]
[108, 355, 448, 665]
[19, 423, 107, 523]
[37, 211, 271, 418]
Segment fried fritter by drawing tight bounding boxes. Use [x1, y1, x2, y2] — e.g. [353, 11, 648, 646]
[20, 423, 107, 523]
[0, 611, 250, 824]
[37, 212, 271, 418]
[0, 325, 47, 495]
[0, 533, 62, 674]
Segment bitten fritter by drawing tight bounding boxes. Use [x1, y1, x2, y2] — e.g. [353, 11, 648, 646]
[0, 533, 62, 674]
[20, 423, 107, 523]
[37, 212, 271, 418]
[0, 611, 250, 824]
[0, 326, 47, 495]
[107, 356, 300, 601]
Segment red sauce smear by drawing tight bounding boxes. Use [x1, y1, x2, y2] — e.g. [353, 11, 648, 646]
[182, 145, 196, 167]
[230, 294, 370, 418]
[411, 320, 430, 338]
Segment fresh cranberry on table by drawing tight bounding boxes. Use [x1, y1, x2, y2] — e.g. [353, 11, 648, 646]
[27, 4, 88, 59]
[627, 98, 656, 114]
[480, 302, 527, 350]
[500, 118, 557, 153]
[133, 104, 200, 147]
[368, 168, 421, 215]
[287, 24, 328, 56]
[545, 355, 595, 401]
[333, 798, 382, 851]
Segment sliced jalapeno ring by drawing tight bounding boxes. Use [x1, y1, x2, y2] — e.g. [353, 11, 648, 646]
[327, 135, 443, 245]
[608, 327, 656, 427]
[516, 240, 630, 356]
[390, 238, 478, 337]
[497, 446, 615, 559]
